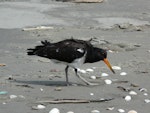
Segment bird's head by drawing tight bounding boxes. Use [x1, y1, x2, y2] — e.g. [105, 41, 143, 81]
[96, 48, 115, 74]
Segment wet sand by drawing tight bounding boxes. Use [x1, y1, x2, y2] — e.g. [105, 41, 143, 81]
[0, 0, 150, 113]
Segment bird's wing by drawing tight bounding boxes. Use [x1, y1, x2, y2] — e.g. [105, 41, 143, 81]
[46, 41, 86, 63]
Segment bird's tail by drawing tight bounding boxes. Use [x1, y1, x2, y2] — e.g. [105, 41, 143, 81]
[27, 40, 51, 57]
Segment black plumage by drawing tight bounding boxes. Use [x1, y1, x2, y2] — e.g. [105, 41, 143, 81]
[27, 39, 115, 85]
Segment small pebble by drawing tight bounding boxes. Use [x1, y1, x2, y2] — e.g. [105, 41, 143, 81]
[40, 88, 44, 92]
[90, 75, 96, 80]
[101, 73, 109, 77]
[128, 110, 138, 113]
[105, 79, 112, 85]
[112, 66, 121, 70]
[124, 95, 132, 101]
[86, 68, 94, 72]
[49, 108, 60, 113]
[144, 99, 150, 103]
[120, 72, 127, 76]
[118, 109, 125, 113]
[91, 110, 100, 113]
[129, 91, 137, 95]
[9, 95, 17, 99]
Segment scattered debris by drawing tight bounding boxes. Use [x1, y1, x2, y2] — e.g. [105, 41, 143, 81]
[101, 73, 109, 77]
[118, 109, 125, 113]
[23, 26, 54, 31]
[37, 98, 114, 104]
[91, 110, 100, 113]
[49, 108, 60, 113]
[120, 72, 127, 76]
[128, 110, 138, 113]
[112, 66, 121, 70]
[104, 79, 112, 85]
[124, 95, 132, 101]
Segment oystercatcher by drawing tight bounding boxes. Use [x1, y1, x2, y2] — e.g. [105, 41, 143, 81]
[27, 39, 115, 85]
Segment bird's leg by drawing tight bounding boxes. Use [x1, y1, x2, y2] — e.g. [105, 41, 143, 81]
[74, 68, 98, 86]
[65, 66, 69, 86]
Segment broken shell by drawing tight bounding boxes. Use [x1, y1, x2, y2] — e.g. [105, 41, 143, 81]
[128, 110, 138, 113]
[120, 72, 127, 76]
[91, 110, 100, 113]
[105, 79, 112, 85]
[9, 95, 17, 99]
[40, 88, 44, 91]
[124, 95, 132, 101]
[90, 75, 96, 80]
[106, 107, 114, 110]
[112, 66, 121, 70]
[101, 73, 109, 77]
[49, 108, 60, 113]
[129, 91, 137, 95]
[144, 99, 150, 103]
[86, 68, 94, 72]
[118, 109, 125, 113]
[55, 87, 62, 91]
[139, 88, 147, 92]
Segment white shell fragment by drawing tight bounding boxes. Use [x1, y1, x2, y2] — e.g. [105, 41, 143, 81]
[124, 95, 132, 101]
[112, 66, 121, 70]
[144, 99, 150, 103]
[120, 72, 127, 76]
[86, 68, 94, 72]
[128, 110, 138, 113]
[9, 95, 17, 99]
[67, 111, 74, 113]
[90, 93, 94, 96]
[49, 108, 60, 113]
[91, 110, 100, 113]
[77, 69, 86, 74]
[129, 91, 137, 95]
[90, 75, 96, 80]
[106, 107, 114, 111]
[139, 88, 147, 92]
[37, 105, 46, 109]
[101, 73, 109, 77]
[143, 93, 148, 96]
[118, 109, 125, 113]
[105, 79, 112, 85]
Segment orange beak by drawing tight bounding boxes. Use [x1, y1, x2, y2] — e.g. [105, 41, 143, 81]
[103, 58, 115, 74]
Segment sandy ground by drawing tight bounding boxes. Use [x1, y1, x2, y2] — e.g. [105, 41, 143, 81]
[0, 0, 150, 113]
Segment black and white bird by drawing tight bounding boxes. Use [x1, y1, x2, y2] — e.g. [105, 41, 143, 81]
[27, 39, 115, 85]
